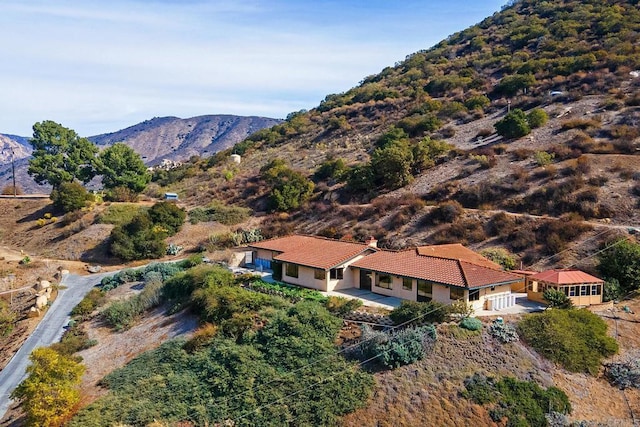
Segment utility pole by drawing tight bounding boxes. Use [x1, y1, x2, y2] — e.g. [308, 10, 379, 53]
[10, 147, 16, 197]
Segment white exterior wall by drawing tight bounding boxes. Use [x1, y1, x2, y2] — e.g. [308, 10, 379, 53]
[370, 274, 416, 300]
[474, 284, 512, 311]
[282, 264, 328, 291]
[431, 284, 453, 304]
[330, 253, 372, 291]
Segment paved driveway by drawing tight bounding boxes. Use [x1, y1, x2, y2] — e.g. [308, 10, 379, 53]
[0, 272, 113, 418]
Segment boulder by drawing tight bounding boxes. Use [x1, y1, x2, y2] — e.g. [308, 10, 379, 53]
[35, 294, 48, 309]
[36, 280, 51, 292]
[28, 306, 41, 317]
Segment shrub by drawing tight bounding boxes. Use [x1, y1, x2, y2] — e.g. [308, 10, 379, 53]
[534, 150, 555, 166]
[527, 108, 548, 128]
[603, 279, 622, 302]
[480, 247, 517, 270]
[102, 278, 164, 331]
[489, 321, 519, 344]
[356, 324, 437, 369]
[389, 300, 448, 325]
[244, 280, 327, 304]
[50, 323, 97, 355]
[543, 289, 574, 309]
[495, 109, 531, 139]
[459, 317, 482, 331]
[605, 352, 640, 390]
[12, 348, 85, 427]
[71, 288, 106, 318]
[0, 299, 16, 337]
[518, 309, 618, 375]
[463, 373, 571, 425]
[1, 185, 23, 195]
[324, 296, 363, 316]
[50, 181, 94, 213]
[147, 201, 186, 235]
[598, 239, 640, 294]
[428, 201, 463, 224]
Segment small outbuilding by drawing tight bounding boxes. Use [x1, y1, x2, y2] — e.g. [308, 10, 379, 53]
[526, 269, 604, 306]
[164, 192, 179, 201]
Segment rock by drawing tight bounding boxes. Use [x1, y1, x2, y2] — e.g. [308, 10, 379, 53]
[87, 265, 102, 273]
[36, 280, 51, 291]
[28, 306, 41, 317]
[35, 294, 48, 309]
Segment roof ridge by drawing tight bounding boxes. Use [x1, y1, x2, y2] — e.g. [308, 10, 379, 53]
[458, 259, 470, 287]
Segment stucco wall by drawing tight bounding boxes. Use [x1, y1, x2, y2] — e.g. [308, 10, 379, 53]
[282, 264, 327, 291]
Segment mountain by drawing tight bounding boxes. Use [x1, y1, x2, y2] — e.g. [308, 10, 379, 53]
[88, 114, 283, 166]
[0, 114, 282, 193]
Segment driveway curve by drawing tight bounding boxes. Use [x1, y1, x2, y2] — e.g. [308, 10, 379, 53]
[0, 271, 114, 418]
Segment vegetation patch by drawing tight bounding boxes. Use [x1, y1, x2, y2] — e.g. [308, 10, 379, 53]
[518, 309, 618, 375]
[462, 373, 571, 426]
[244, 279, 328, 303]
[97, 203, 144, 226]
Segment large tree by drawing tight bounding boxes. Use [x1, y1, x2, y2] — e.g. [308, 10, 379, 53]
[28, 121, 98, 188]
[11, 347, 85, 427]
[598, 239, 640, 293]
[96, 143, 150, 193]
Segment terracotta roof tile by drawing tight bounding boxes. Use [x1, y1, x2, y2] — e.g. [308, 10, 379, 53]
[249, 235, 374, 270]
[352, 248, 522, 289]
[529, 269, 604, 285]
[416, 244, 501, 269]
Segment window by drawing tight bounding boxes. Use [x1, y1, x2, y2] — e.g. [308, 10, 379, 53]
[314, 269, 325, 280]
[569, 286, 576, 297]
[330, 268, 344, 280]
[592, 284, 601, 295]
[285, 263, 298, 278]
[376, 274, 392, 289]
[450, 287, 465, 301]
[563, 287, 570, 296]
[417, 280, 432, 302]
[402, 278, 413, 291]
[469, 289, 480, 301]
[580, 285, 589, 296]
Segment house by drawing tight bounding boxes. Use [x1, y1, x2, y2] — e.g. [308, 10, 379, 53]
[249, 235, 378, 292]
[526, 269, 604, 306]
[249, 236, 523, 310]
[350, 244, 523, 311]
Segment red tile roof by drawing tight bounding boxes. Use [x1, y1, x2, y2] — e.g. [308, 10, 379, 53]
[351, 248, 522, 289]
[528, 269, 604, 285]
[249, 235, 375, 270]
[416, 244, 501, 269]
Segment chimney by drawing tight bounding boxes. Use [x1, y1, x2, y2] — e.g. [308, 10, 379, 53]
[365, 236, 378, 248]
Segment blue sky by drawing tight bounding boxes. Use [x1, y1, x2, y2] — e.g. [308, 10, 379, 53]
[0, 0, 506, 137]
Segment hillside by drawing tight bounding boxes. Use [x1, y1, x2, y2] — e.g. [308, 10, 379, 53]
[162, 0, 639, 271]
[0, 114, 282, 194]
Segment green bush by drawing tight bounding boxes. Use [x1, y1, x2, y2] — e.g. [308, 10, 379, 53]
[50, 323, 97, 355]
[495, 109, 531, 139]
[527, 108, 548, 128]
[534, 150, 555, 166]
[102, 278, 164, 331]
[518, 309, 618, 375]
[603, 278, 622, 302]
[189, 201, 251, 226]
[463, 373, 571, 425]
[542, 289, 573, 309]
[245, 280, 328, 303]
[71, 288, 106, 317]
[147, 201, 186, 235]
[50, 181, 94, 213]
[356, 324, 437, 369]
[459, 317, 483, 331]
[598, 239, 640, 294]
[389, 300, 448, 325]
[480, 247, 517, 270]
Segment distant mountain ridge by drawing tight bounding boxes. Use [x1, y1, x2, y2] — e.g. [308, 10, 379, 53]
[0, 114, 282, 193]
[89, 114, 283, 165]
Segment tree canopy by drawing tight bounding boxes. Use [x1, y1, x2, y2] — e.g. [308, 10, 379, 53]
[96, 143, 150, 193]
[598, 239, 640, 294]
[28, 121, 98, 188]
[11, 347, 85, 427]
